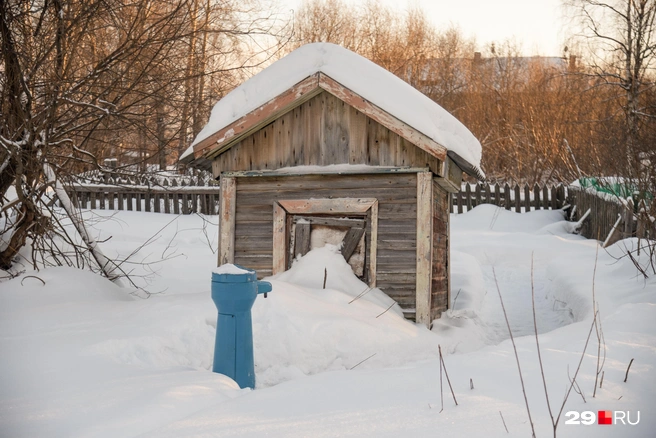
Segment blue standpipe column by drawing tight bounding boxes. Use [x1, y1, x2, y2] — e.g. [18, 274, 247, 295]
[211, 265, 272, 389]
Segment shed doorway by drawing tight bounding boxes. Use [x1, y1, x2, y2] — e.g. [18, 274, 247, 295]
[272, 197, 378, 287]
[290, 215, 367, 279]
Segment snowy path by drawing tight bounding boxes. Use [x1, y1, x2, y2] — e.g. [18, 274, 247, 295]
[478, 262, 573, 341]
[444, 205, 592, 350]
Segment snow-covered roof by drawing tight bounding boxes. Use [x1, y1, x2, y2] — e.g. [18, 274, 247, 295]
[183, 43, 483, 177]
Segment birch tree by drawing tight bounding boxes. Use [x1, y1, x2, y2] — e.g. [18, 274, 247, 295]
[566, 0, 656, 177]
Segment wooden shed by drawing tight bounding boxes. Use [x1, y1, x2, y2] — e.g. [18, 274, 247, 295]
[181, 43, 483, 325]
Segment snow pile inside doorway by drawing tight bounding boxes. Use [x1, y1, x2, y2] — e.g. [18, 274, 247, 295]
[253, 244, 437, 387]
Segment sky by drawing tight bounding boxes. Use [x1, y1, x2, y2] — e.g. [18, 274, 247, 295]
[417, 0, 566, 56]
[287, 0, 568, 56]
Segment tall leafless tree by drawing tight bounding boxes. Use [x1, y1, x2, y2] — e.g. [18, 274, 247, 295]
[0, 0, 289, 272]
[566, 0, 655, 176]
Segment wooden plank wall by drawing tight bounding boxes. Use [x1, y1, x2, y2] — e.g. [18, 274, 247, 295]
[212, 91, 443, 175]
[431, 179, 450, 321]
[233, 173, 419, 310]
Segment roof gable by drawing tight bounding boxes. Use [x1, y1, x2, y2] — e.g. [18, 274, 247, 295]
[182, 43, 483, 178]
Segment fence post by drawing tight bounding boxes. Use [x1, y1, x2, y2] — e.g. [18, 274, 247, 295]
[99, 188, 106, 210]
[482, 183, 490, 205]
[636, 201, 646, 241]
[191, 177, 199, 214]
[172, 179, 180, 214]
[106, 179, 115, 210]
[163, 180, 171, 214]
[514, 184, 521, 213]
[465, 184, 472, 212]
[623, 198, 634, 239]
[117, 188, 124, 211]
[503, 183, 511, 210]
[181, 180, 189, 214]
[524, 185, 531, 212]
[144, 179, 151, 212]
[557, 185, 565, 210]
[475, 184, 481, 208]
[153, 191, 161, 213]
[533, 183, 541, 210]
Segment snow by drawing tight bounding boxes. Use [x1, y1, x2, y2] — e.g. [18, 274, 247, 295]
[213, 264, 251, 275]
[183, 43, 483, 175]
[274, 164, 408, 174]
[1, 206, 655, 437]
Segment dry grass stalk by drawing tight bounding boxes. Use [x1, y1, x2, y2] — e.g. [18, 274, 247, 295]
[438, 345, 458, 407]
[492, 266, 536, 438]
[499, 411, 509, 433]
[591, 245, 606, 398]
[624, 358, 634, 383]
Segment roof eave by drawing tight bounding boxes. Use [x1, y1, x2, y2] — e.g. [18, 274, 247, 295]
[447, 150, 485, 180]
[189, 73, 322, 163]
[185, 72, 482, 178]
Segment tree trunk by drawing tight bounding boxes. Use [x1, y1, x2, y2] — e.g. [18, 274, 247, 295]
[0, 204, 36, 269]
[177, 0, 199, 159]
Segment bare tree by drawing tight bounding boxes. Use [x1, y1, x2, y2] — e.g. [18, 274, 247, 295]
[0, 0, 289, 273]
[565, 0, 655, 175]
[565, 0, 655, 264]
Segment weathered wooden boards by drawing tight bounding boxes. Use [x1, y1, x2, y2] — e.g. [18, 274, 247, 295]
[415, 172, 433, 325]
[197, 74, 322, 161]
[212, 91, 444, 176]
[219, 172, 453, 325]
[414, 172, 452, 325]
[569, 187, 653, 245]
[431, 178, 451, 321]
[218, 176, 236, 266]
[294, 222, 312, 258]
[341, 226, 366, 261]
[230, 173, 418, 308]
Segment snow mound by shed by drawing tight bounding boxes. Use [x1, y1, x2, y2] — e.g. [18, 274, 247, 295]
[254, 244, 438, 387]
[184, 43, 482, 174]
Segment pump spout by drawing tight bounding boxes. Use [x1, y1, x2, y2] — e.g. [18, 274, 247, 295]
[257, 281, 272, 298]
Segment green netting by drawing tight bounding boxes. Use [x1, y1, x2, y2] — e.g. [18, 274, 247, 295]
[578, 177, 653, 202]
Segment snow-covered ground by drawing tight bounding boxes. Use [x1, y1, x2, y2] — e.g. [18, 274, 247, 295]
[1, 206, 654, 437]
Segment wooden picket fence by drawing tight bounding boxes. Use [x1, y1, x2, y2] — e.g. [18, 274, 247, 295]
[568, 186, 654, 245]
[68, 179, 568, 216]
[65, 177, 653, 246]
[65, 177, 221, 215]
[450, 182, 567, 214]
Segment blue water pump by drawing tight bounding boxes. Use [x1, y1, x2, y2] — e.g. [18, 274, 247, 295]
[211, 265, 272, 389]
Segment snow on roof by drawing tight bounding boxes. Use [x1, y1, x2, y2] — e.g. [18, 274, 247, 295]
[183, 43, 483, 174]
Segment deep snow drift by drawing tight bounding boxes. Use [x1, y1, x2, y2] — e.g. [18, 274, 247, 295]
[1, 206, 654, 437]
